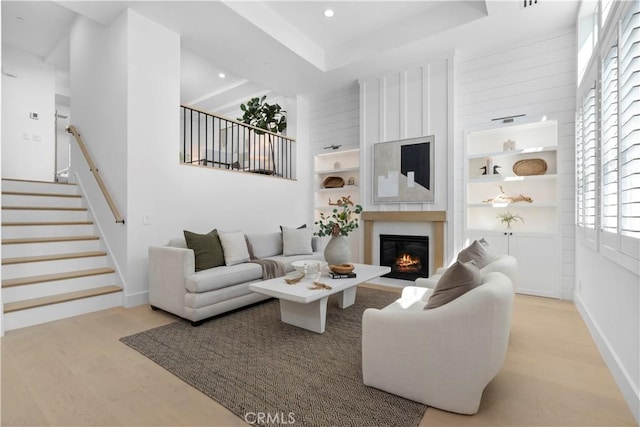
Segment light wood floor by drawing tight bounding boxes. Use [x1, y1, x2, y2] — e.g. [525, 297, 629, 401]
[1, 287, 636, 427]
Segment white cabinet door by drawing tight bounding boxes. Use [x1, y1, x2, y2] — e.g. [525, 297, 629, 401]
[466, 231, 559, 298]
[509, 233, 559, 298]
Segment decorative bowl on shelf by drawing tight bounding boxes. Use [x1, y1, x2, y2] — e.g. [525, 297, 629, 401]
[512, 158, 547, 176]
[291, 260, 328, 276]
[329, 263, 355, 275]
[322, 176, 345, 188]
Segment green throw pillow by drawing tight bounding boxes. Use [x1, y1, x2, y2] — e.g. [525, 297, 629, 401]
[183, 229, 225, 271]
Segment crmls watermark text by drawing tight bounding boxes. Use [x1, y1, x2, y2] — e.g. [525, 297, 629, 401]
[244, 411, 296, 425]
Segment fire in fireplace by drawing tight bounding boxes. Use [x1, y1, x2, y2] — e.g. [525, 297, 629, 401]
[379, 234, 429, 281]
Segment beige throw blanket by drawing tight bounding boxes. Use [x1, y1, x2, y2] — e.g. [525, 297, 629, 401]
[251, 259, 286, 280]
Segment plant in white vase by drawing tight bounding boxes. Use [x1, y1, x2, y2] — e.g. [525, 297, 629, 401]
[497, 211, 524, 229]
[314, 201, 363, 265]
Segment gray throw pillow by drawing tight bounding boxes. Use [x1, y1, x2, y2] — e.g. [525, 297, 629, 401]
[183, 229, 225, 271]
[282, 227, 313, 256]
[425, 261, 482, 309]
[457, 240, 497, 269]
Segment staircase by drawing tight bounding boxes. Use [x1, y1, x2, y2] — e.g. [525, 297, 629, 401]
[1, 179, 123, 331]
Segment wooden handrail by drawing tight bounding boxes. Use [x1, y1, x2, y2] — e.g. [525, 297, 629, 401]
[66, 125, 125, 224]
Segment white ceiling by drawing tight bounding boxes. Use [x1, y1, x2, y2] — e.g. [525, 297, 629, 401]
[1, 0, 578, 114]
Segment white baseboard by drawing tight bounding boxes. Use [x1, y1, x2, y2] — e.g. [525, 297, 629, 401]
[574, 291, 640, 424]
[124, 290, 149, 308]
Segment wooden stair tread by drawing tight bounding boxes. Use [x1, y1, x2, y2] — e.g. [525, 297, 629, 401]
[1, 178, 76, 186]
[2, 267, 115, 288]
[1, 206, 87, 211]
[2, 221, 94, 226]
[2, 191, 81, 198]
[2, 251, 107, 265]
[3, 285, 122, 313]
[2, 235, 99, 245]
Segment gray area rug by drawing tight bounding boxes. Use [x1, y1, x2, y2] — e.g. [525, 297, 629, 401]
[120, 287, 427, 426]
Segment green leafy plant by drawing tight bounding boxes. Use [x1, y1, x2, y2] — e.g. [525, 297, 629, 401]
[314, 202, 363, 237]
[238, 95, 286, 135]
[497, 211, 524, 229]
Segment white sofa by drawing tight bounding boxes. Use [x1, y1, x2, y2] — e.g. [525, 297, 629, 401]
[362, 271, 514, 415]
[148, 232, 323, 325]
[415, 254, 518, 290]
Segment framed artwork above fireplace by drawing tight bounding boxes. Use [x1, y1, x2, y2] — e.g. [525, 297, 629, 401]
[373, 135, 435, 203]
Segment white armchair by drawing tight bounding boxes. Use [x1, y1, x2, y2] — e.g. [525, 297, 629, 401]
[362, 272, 514, 414]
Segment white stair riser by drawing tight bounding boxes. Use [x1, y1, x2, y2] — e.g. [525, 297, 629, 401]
[1, 181, 79, 195]
[3, 273, 116, 303]
[1, 224, 95, 239]
[1, 209, 89, 222]
[2, 256, 109, 280]
[2, 194, 83, 208]
[2, 239, 101, 258]
[3, 291, 123, 331]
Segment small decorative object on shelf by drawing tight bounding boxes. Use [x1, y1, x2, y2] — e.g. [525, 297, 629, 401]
[513, 158, 547, 176]
[347, 176, 355, 186]
[503, 139, 516, 151]
[483, 185, 533, 205]
[481, 157, 493, 175]
[322, 176, 345, 188]
[328, 195, 353, 206]
[497, 211, 524, 229]
[493, 165, 502, 175]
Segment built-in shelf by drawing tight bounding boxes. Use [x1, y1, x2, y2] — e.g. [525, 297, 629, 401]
[465, 119, 561, 298]
[315, 166, 359, 175]
[316, 185, 359, 193]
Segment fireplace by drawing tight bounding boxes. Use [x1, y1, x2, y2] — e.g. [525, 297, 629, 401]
[379, 234, 429, 281]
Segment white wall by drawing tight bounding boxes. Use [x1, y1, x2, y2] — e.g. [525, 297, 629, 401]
[454, 30, 577, 299]
[2, 47, 56, 181]
[71, 9, 312, 306]
[70, 13, 129, 291]
[574, 244, 640, 422]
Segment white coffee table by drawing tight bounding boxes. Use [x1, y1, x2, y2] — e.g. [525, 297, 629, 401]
[249, 263, 390, 333]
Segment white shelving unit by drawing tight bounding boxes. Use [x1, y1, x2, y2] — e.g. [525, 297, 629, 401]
[314, 148, 361, 262]
[464, 119, 560, 298]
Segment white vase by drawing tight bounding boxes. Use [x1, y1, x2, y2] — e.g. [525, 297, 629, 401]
[324, 235, 351, 265]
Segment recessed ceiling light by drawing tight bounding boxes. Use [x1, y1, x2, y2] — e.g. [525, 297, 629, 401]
[218, 73, 226, 78]
[323, 9, 334, 18]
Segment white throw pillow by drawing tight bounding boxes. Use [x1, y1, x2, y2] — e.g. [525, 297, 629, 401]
[282, 228, 313, 256]
[246, 232, 283, 259]
[218, 231, 251, 266]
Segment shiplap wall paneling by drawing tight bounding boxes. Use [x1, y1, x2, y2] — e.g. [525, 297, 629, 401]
[308, 83, 360, 152]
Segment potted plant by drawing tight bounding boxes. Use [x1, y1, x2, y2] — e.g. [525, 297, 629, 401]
[238, 96, 286, 174]
[497, 211, 524, 229]
[314, 201, 363, 265]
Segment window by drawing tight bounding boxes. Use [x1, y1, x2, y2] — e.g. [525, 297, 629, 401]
[576, 1, 640, 270]
[618, 7, 640, 239]
[601, 45, 618, 234]
[582, 86, 597, 230]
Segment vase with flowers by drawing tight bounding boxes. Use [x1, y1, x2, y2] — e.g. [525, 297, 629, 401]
[497, 211, 524, 229]
[314, 201, 363, 265]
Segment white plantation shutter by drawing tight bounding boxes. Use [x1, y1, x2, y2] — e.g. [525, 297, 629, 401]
[576, 108, 585, 227]
[619, 7, 640, 239]
[582, 86, 598, 230]
[601, 45, 618, 233]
